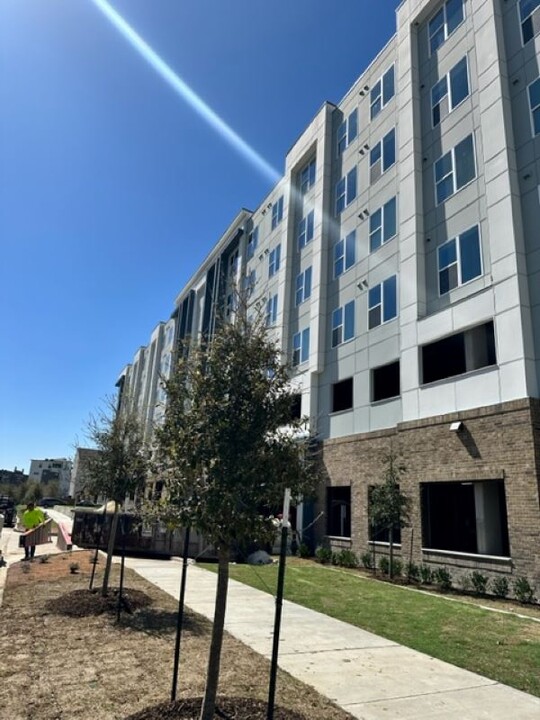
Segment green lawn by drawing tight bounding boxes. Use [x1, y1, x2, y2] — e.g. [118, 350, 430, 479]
[202, 558, 540, 697]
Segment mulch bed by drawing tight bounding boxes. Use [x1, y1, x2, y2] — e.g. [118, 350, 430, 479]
[126, 696, 308, 720]
[46, 587, 153, 616]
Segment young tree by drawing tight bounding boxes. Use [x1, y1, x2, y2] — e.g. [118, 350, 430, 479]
[84, 400, 150, 596]
[369, 452, 410, 579]
[153, 309, 319, 720]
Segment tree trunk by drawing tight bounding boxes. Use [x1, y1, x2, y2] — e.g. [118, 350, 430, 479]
[102, 501, 119, 597]
[389, 526, 394, 580]
[199, 544, 229, 720]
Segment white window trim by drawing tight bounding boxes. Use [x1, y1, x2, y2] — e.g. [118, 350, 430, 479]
[370, 128, 396, 180]
[295, 267, 312, 306]
[298, 210, 314, 250]
[293, 327, 310, 367]
[271, 196, 284, 230]
[370, 63, 395, 120]
[333, 231, 356, 278]
[337, 109, 358, 155]
[518, 0, 540, 46]
[335, 168, 357, 215]
[268, 244, 281, 277]
[428, 0, 466, 57]
[433, 133, 477, 207]
[300, 158, 316, 193]
[527, 76, 540, 138]
[431, 55, 470, 129]
[331, 301, 355, 348]
[368, 276, 398, 329]
[369, 196, 397, 253]
[437, 225, 483, 297]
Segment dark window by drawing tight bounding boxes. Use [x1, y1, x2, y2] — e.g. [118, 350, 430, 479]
[421, 480, 509, 556]
[290, 393, 302, 421]
[332, 378, 353, 412]
[421, 321, 496, 384]
[327, 486, 351, 537]
[372, 361, 400, 402]
[368, 486, 401, 543]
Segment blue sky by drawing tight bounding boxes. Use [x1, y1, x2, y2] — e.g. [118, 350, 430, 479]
[0, 0, 398, 474]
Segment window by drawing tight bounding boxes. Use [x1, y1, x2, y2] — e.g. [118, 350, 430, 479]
[331, 301, 355, 347]
[228, 250, 239, 277]
[528, 77, 540, 136]
[298, 210, 315, 249]
[372, 360, 400, 402]
[327, 486, 351, 537]
[368, 275, 397, 329]
[268, 244, 281, 277]
[369, 197, 397, 252]
[334, 231, 356, 277]
[247, 227, 259, 260]
[421, 321, 496, 384]
[243, 268, 256, 296]
[438, 225, 482, 295]
[434, 134, 475, 205]
[431, 56, 469, 127]
[520, 0, 540, 44]
[290, 393, 302, 420]
[271, 196, 284, 230]
[421, 480, 509, 556]
[337, 109, 358, 154]
[292, 327, 310, 366]
[370, 65, 395, 120]
[429, 0, 465, 55]
[370, 128, 396, 184]
[332, 378, 353, 413]
[335, 167, 357, 214]
[266, 294, 278, 326]
[300, 158, 316, 193]
[295, 266, 312, 305]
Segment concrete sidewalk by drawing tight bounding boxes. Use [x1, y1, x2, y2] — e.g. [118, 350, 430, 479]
[121, 557, 540, 720]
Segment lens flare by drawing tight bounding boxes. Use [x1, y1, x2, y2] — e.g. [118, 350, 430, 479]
[90, 0, 280, 185]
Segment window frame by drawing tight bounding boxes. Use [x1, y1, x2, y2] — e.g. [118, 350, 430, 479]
[266, 293, 278, 326]
[333, 230, 356, 278]
[528, 76, 540, 137]
[368, 275, 398, 329]
[268, 244, 281, 278]
[337, 109, 358, 155]
[295, 266, 313, 306]
[428, 0, 465, 56]
[434, 133, 476, 206]
[247, 226, 259, 260]
[370, 128, 396, 184]
[438, 225, 483, 296]
[431, 55, 470, 128]
[300, 158, 316, 194]
[369, 196, 397, 252]
[335, 167, 357, 215]
[292, 327, 310, 367]
[298, 209, 315, 250]
[370, 64, 395, 120]
[519, 0, 540, 45]
[271, 196, 284, 230]
[331, 300, 355, 348]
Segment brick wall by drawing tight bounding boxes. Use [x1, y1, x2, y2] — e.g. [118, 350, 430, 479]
[319, 399, 540, 587]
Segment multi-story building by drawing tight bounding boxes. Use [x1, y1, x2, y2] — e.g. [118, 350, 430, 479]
[117, 0, 540, 587]
[28, 458, 72, 496]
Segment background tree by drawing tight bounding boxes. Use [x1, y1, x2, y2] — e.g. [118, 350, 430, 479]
[369, 452, 410, 579]
[153, 307, 320, 720]
[84, 399, 150, 596]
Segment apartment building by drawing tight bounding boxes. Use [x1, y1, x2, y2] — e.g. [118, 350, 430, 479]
[117, 0, 540, 586]
[28, 458, 72, 496]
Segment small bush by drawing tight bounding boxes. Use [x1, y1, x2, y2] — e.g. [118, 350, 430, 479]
[361, 552, 373, 570]
[406, 562, 420, 582]
[298, 543, 311, 559]
[21, 562, 31, 574]
[514, 576, 535, 604]
[391, 559, 403, 577]
[459, 574, 472, 593]
[39, 554, 50, 564]
[331, 552, 340, 566]
[471, 571, 488, 596]
[69, 562, 80, 574]
[491, 576, 509, 599]
[314, 546, 332, 565]
[337, 550, 358, 568]
[434, 567, 452, 591]
[419, 565, 433, 584]
[378, 556, 390, 575]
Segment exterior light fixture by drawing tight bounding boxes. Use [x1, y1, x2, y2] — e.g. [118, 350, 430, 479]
[450, 421, 462, 432]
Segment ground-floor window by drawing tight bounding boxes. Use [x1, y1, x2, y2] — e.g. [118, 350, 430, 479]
[327, 486, 351, 537]
[421, 479, 509, 556]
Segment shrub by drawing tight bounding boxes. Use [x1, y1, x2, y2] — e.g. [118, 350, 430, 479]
[297, 543, 311, 559]
[314, 546, 332, 565]
[406, 562, 420, 582]
[391, 559, 403, 577]
[337, 550, 358, 569]
[471, 571, 488, 596]
[21, 563, 31, 574]
[39, 554, 50, 564]
[514, 576, 535, 604]
[378, 556, 390, 575]
[434, 567, 452, 591]
[419, 565, 433, 584]
[459, 574, 472, 593]
[361, 552, 373, 570]
[331, 552, 340, 566]
[69, 562, 80, 574]
[491, 576, 509, 599]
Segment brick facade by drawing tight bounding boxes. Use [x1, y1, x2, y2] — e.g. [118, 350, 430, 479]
[319, 399, 540, 588]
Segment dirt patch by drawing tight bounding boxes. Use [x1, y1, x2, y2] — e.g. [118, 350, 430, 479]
[0, 555, 354, 720]
[46, 587, 153, 617]
[126, 696, 309, 720]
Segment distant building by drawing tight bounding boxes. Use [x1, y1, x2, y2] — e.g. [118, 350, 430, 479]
[28, 458, 72, 496]
[70, 448, 101, 500]
[0, 468, 28, 486]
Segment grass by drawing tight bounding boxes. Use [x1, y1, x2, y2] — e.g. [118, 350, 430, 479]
[203, 558, 540, 697]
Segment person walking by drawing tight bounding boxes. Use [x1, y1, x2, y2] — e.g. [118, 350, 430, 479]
[21, 502, 45, 560]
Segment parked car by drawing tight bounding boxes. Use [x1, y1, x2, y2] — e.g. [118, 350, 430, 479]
[38, 497, 63, 509]
[0, 496, 16, 527]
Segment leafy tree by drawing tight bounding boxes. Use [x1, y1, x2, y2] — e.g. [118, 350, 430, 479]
[84, 400, 150, 596]
[369, 452, 410, 579]
[153, 308, 319, 720]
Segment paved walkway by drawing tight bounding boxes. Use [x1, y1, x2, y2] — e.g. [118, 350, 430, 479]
[120, 556, 540, 720]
